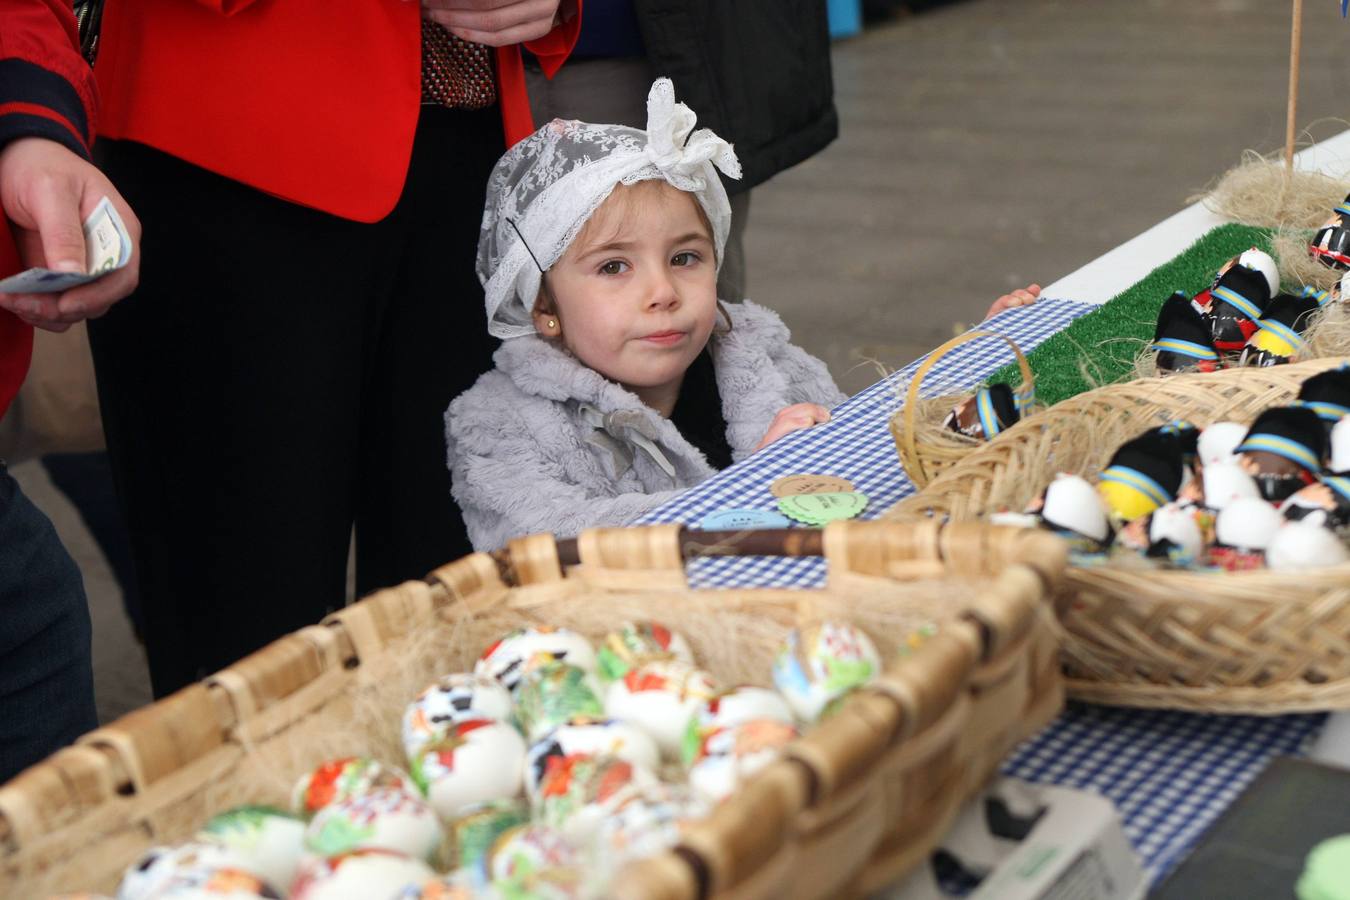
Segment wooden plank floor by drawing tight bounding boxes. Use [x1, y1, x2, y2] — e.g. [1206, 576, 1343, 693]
[14, 0, 1350, 723]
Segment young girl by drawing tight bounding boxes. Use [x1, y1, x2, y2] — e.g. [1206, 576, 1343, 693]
[447, 79, 1038, 551]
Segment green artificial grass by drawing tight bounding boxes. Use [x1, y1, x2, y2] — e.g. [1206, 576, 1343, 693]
[986, 223, 1273, 405]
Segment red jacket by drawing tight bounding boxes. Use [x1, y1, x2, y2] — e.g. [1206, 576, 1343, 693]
[94, 1, 580, 223]
[0, 1, 580, 422]
[0, 0, 97, 422]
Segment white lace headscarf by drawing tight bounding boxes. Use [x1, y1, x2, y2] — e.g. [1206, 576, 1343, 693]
[478, 78, 743, 339]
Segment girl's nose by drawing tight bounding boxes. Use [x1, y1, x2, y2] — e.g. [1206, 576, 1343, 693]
[645, 270, 681, 312]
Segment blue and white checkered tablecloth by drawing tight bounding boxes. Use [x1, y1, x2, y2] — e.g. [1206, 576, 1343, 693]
[638, 297, 1328, 884]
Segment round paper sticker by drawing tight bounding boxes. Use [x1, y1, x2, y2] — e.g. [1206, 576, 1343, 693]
[700, 508, 793, 530]
[777, 491, 868, 525]
[769, 474, 855, 498]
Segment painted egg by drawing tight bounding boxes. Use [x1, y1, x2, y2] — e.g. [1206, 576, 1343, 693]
[291, 757, 408, 818]
[535, 754, 658, 844]
[772, 621, 880, 723]
[402, 673, 513, 759]
[687, 719, 799, 805]
[596, 621, 695, 681]
[303, 786, 443, 864]
[1198, 422, 1249, 468]
[1267, 520, 1350, 569]
[409, 718, 526, 821]
[130, 867, 279, 899]
[1202, 463, 1261, 511]
[1215, 497, 1284, 551]
[1237, 247, 1280, 299]
[523, 717, 661, 801]
[291, 849, 435, 899]
[1039, 474, 1110, 544]
[117, 843, 255, 900]
[591, 789, 709, 876]
[604, 661, 719, 758]
[514, 662, 605, 742]
[680, 687, 793, 767]
[474, 628, 597, 693]
[484, 825, 586, 899]
[196, 805, 305, 894]
[1146, 502, 1205, 567]
[445, 800, 529, 872]
[1333, 416, 1350, 473]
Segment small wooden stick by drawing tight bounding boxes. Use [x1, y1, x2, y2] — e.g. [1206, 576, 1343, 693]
[1285, 0, 1305, 171]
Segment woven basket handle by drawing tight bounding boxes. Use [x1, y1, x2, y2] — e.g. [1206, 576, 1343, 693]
[899, 330, 1034, 487]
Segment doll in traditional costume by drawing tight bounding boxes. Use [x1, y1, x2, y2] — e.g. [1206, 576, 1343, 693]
[1150, 292, 1221, 373]
[1238, 291, 1322, 368]
[1309, 193, 1350, 271]
[1294, 364, 1350, 443]
[1281, 416, 1350, 531]
[1196, 248, 1279, 356]
[942, 382, 1024, 441]
[1096, 429, 1187, 524]
[1234, 406, 1326, 503]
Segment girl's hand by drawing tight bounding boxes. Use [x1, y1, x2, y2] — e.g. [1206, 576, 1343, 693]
[984, 283, 1040, 321]
[755, 403, 831, 451]
[421, 0, 564, 46]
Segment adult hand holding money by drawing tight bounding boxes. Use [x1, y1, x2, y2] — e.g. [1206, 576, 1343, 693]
[0, 137, 141, 333]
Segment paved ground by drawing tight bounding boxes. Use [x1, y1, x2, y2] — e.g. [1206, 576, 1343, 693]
[10, 0, 1350, 724]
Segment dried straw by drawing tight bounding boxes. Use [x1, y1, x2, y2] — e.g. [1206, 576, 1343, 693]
[1200, 150, 1350, 230]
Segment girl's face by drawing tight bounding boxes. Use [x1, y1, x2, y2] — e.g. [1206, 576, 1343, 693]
[537, 181, 718, 408]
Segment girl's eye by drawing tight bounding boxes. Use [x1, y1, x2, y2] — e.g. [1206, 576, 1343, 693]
[599, 260, 628, 276]
[672, 251, 701, 267]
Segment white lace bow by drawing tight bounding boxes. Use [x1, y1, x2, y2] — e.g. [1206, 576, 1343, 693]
[477, 78, 742, 340]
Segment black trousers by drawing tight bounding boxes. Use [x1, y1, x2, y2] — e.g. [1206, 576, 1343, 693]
[89, 106, 502, 697]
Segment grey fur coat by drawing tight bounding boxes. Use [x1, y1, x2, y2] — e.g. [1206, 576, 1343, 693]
[445, 301, 846, 551]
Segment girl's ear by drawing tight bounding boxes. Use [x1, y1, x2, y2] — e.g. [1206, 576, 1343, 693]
[532, 287, 562, 338]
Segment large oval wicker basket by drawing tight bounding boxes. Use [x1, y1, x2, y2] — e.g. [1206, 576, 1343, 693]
[888, 357, 1350, 714]
[0, 521, 1064, 900]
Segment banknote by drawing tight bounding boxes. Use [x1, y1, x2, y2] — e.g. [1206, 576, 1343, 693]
[0, 196, 131, 294]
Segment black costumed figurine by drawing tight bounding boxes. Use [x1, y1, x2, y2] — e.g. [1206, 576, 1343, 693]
[1309, 193, 1350, 271]
[1197, 249, 1279, 358]
[1233, 405, 1326, 503]
[942, 382, 1025, 441]
[1150, 292, 1221, 373]
[1238, 291, 1324, 368]
[1282, 416, 1350, 531]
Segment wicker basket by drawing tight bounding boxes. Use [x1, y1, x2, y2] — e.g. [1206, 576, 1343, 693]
[0, 522, 1065, 900]
[888, 357, 1350, 714]
[890, 330, 1036, 489]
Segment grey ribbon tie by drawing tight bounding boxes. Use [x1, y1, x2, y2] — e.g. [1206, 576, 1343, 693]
[577, 402, 678, 480]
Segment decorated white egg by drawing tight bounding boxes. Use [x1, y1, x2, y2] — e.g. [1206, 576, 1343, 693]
[117, 843, 255, 900]
[291, 849, 435, 899]
[474, 627, 597, 693]
[681, 686, 794, 766]
[1198, 422, 1249, 468]
[595, 621, 695, 681]
[1147, 502, 1204, 567]
[772, 621, 880, 723]
[196, 805, 305, 894]
[1215, 497, 1284, 550]
[535, 754, 658, 844]
[514, 662, 605, 742]
[1267, 521, 1350, 569]
[485, 825, 586, 899]
[604, 661, 719, 758]
[687, 719, 800, 805]
[409, 718, 526, 821]
[303, 786, 443, 864]
[524, 717, 660, 801]
[291, 757, 408, 818]
[445, 799, 529, 872]
[402, 673, 513, 759]
[1202, 463, 1261, 511]
[1332, 416, 1350, 473]
[128, 867, 279, 899]
[591, 789, 709, 877]
[1040, 474, 1110, 544]
[1237, 247, 1280, 299]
